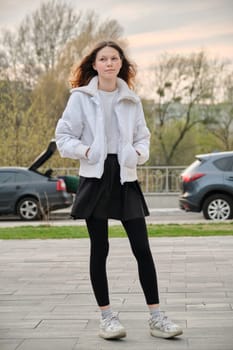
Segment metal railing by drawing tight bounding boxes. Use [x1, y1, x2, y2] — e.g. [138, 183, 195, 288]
[137, 166, 185, 193]
[51, 166, 186, 194]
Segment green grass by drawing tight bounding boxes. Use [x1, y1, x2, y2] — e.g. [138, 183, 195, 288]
[0, 223, 232, 239]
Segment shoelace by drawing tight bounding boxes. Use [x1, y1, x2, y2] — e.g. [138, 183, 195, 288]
[150, 314, 175, 330]
[104, 314, 121, 327]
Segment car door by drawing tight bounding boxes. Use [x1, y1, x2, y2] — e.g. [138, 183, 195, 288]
[223, 157, 233, 194]
[0, 171, 17, 212]
[214, 156, 233, 195]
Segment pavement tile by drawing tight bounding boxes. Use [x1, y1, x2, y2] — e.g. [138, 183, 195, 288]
[16, 339, 77, 350]
[0, 339, 24, 350]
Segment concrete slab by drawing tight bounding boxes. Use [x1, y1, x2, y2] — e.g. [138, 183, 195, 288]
[0, 236, 233, 350]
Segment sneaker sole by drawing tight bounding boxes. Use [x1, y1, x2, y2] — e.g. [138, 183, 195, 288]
[99, 329, 127, 340]
[150, 329, 183, 339]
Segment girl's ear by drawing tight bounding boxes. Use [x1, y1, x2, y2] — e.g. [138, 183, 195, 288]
[92, 64, 96, 70]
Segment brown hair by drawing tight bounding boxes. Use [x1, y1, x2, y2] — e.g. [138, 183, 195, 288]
[69, 41, 136, 89]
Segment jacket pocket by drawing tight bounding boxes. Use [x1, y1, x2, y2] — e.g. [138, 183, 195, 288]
[87, 145, 101, 165]
[121, 143, 138, 169]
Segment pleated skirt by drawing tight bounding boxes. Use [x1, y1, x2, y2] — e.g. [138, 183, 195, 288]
[71, 154, 149, 221]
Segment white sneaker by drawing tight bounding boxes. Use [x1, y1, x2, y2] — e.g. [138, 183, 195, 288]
[149, 312, 183, 339]
[99, 313, 126, 340]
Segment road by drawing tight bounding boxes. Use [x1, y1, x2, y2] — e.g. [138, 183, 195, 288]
[0, 208, 207, 227]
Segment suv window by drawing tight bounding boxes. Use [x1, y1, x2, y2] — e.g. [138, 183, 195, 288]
[214, 157, 233, 171]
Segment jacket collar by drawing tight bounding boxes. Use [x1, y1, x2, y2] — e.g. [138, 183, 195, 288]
[71, 76, 140, 103]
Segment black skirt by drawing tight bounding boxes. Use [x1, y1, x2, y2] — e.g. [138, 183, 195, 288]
[71, 154, 149, 221]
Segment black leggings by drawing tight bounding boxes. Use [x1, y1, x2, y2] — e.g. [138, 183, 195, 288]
[86, 217, 159, 307]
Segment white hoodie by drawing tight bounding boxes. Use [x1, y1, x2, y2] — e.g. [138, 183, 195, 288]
[55, 76, 150, 184]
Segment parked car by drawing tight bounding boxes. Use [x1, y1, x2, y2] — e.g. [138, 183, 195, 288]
[179, 151, 233, 220]
[0, 140, 74, 220]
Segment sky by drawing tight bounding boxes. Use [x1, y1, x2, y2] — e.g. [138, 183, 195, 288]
[0, 0, 232, 71]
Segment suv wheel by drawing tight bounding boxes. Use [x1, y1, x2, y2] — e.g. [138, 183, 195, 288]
[17, 197, 42, 220]
[203, 194, 233, 220]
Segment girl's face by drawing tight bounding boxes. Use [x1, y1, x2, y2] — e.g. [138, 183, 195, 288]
[93, 46, 122, 81]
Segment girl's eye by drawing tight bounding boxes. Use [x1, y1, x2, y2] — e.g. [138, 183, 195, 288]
[98, 57, 119, 62]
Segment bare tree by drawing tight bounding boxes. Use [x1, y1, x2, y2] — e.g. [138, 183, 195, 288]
[0, 0, 123, 86]
[145, 51, 222, 164]
[0, 1, 124, 165]
[0, 1, 81, 84]
[206, 74, 233, 150]
[0, 80, 31, 165]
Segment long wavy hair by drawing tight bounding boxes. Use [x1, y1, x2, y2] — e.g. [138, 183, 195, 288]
[69, 41, 137, 89]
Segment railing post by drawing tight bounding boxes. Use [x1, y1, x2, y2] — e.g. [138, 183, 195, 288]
[165, 167, 169, 192]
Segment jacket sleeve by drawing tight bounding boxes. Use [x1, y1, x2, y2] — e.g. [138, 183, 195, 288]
[55, 93, 89, 160]
[133, 102, 150, 165]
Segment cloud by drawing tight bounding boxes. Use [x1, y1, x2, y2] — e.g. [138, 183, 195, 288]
[0, 0, 43, 28]
[128, 25, 233, 48]
[127, 22, 233, 51]
[126, 20, 233, 70]
[133, 44, 233, 69]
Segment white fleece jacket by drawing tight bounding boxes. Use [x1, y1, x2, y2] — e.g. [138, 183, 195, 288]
[55, 76, 150, 184]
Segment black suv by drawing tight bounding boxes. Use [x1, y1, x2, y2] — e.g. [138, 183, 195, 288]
[179, 151, 233, 220]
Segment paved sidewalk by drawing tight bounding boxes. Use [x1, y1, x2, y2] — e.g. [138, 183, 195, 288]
[0, 236, 233, 350]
